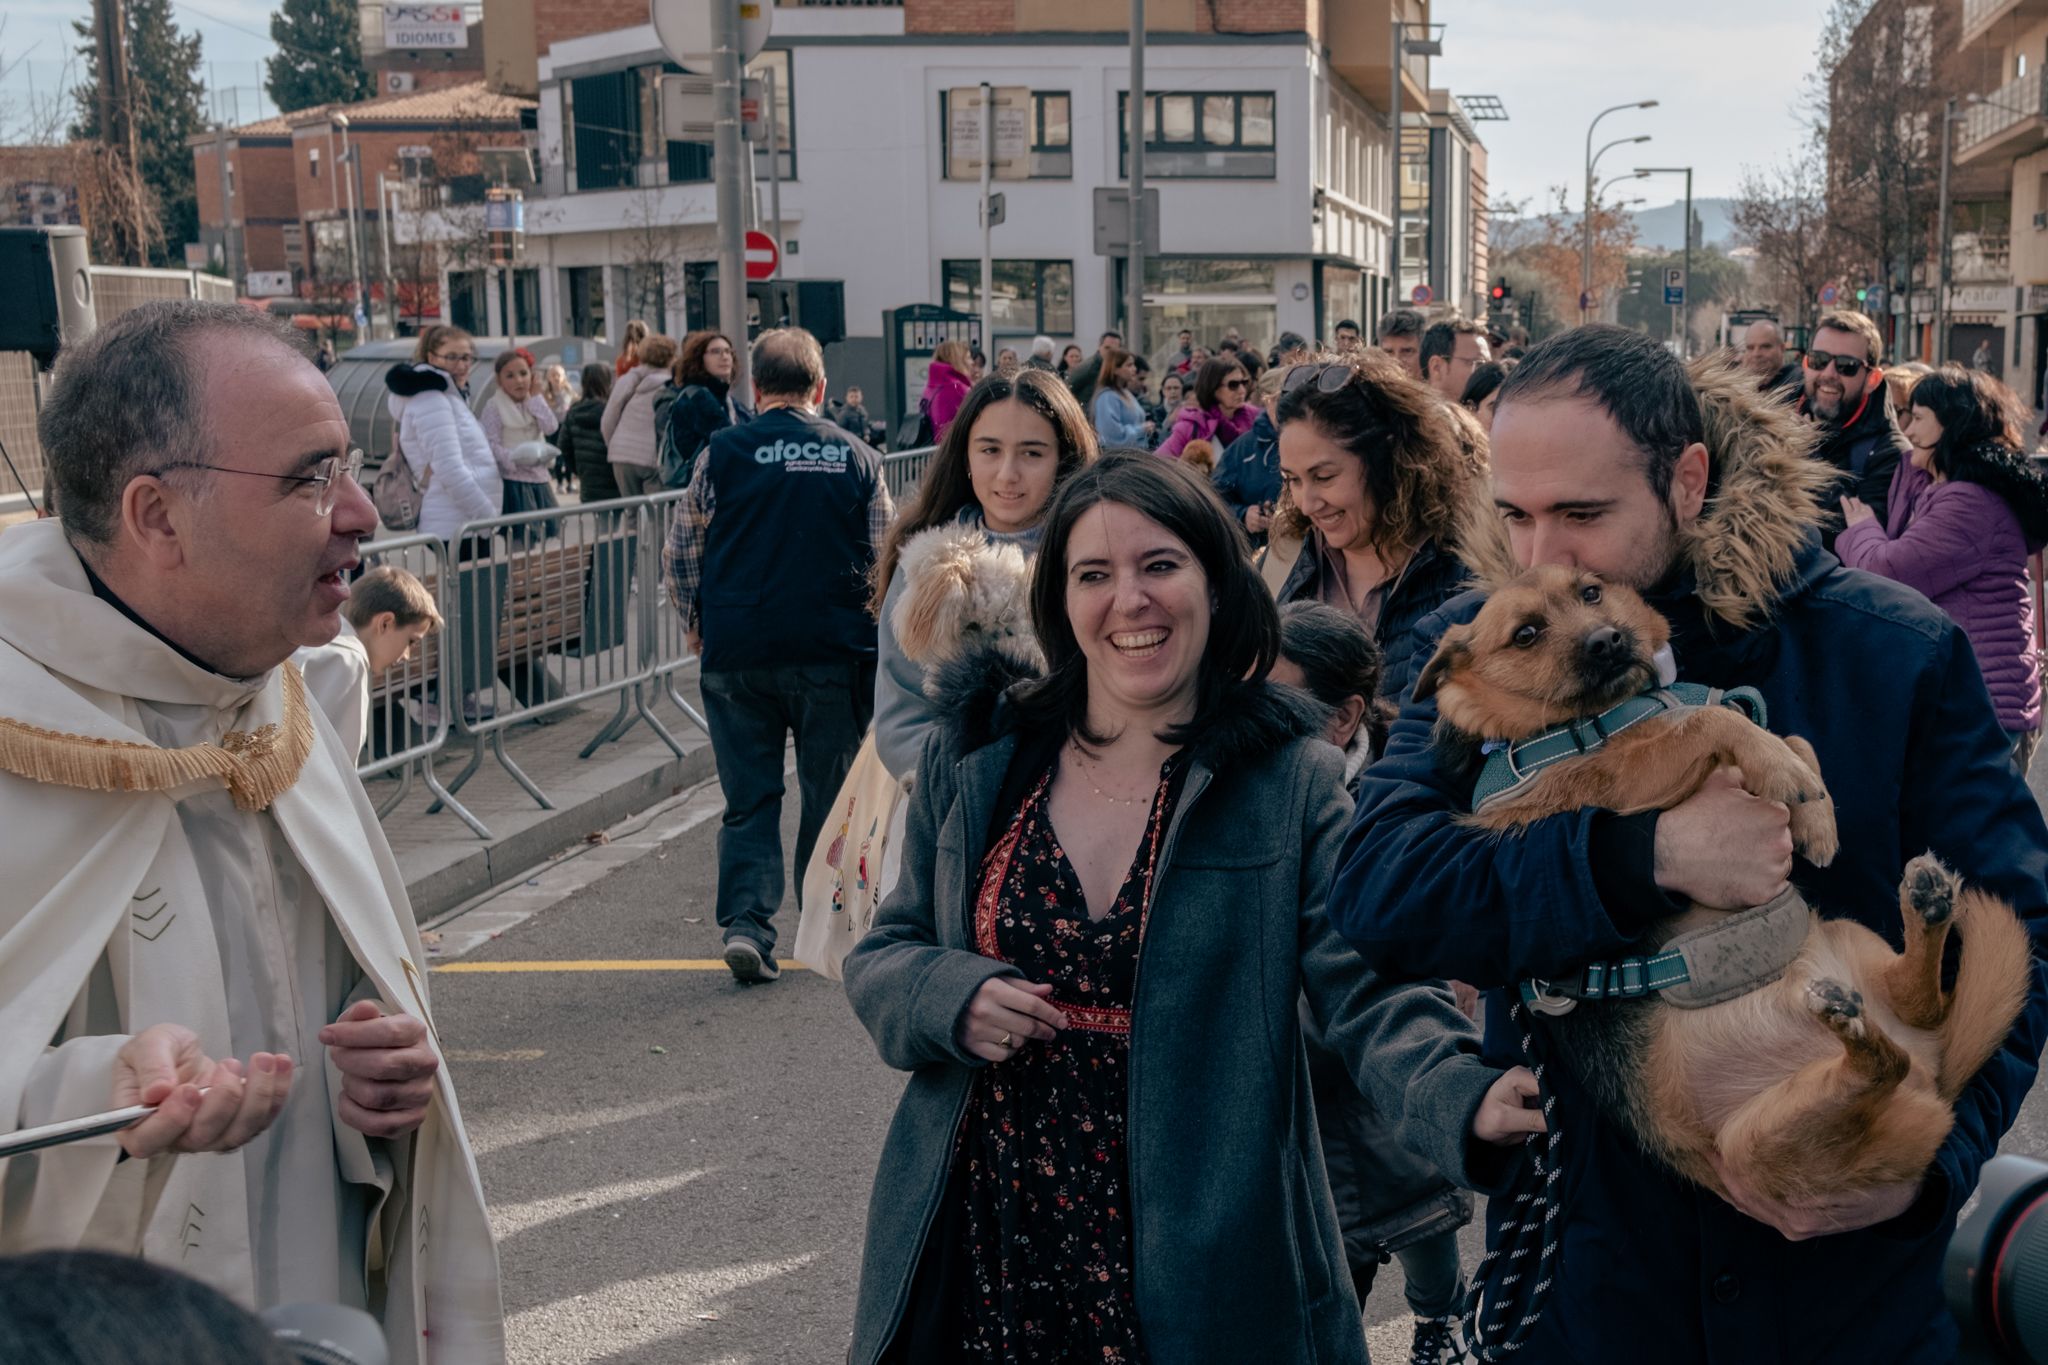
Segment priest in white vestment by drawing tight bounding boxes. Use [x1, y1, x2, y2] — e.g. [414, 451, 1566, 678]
[0, 301, 503, 1362]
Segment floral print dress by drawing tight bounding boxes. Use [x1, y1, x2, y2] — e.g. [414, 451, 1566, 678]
[943, 755, 1188, 1363]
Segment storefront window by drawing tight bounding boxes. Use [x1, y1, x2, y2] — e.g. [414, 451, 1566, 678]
[942, 259, 1075, 337]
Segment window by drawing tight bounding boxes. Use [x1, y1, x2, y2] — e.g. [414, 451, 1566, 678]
[1119, 92, 1276, 179]
[940, 90, 1073, 179]
[942, 259, 1074, 336]
[568, 71, 637, 191]
[308, 146, 322, 179]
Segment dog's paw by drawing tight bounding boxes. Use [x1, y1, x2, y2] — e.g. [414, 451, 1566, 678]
[1789, 795, 1839, 868]
[1903, 853, 1959, 926]
[1805, 978, 1867, 1040]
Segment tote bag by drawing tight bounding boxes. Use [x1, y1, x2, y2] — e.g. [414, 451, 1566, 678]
[796, 733, 910, 981]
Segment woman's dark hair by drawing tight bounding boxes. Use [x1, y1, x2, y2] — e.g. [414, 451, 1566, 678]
[1193, 356, 1248, 411]
[1277, 600, 1393, 759]
[674, 329, 734, 389]
[1460, 358, 1515, 411]
[869, 368, 1098, 612]
[1160, 373, 1184, 399]
[578, 361, 613, 403]
[1272, 349, 1479, 560]
[1016, 449, 1280, 748]
[1910, 365, 2048, 544]
[1098, 346, 1136, 395]
[0, 1250, 289, 1364]
[1059, 344, 1085, 376]
[491, 349, 528, 378]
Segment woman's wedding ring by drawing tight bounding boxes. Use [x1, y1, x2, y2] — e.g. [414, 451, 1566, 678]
[998, 1032, 1015, 1049]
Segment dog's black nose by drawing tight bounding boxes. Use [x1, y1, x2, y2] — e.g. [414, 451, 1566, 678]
[1584, 626, 1625, 662]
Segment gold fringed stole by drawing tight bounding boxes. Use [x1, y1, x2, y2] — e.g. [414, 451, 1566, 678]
[0, 665, 315, 811]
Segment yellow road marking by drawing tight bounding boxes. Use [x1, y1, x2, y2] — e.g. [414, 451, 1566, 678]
[432, 959, 815, 973]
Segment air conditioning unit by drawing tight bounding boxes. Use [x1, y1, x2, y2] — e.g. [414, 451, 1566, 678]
[384, 72, 416, 95]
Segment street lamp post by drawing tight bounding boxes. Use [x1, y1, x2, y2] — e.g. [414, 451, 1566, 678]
[1387, 21, 1444, 313]
[1638, 166, 1694, 357]
[1582, 100, 1658, 323]
[332, 113, 370, 341]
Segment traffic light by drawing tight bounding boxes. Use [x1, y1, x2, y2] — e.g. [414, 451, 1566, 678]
[1855, 287, 1869, 303]
[1490, 277, 1511, 303]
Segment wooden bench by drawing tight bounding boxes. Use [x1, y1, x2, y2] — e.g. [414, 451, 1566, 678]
[367, 532, 637, 711]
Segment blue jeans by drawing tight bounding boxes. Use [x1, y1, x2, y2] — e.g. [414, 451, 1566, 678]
[700, 660, 874, 954]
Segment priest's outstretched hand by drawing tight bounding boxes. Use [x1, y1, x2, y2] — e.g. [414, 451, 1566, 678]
[114, 1024, 295, 1160]
[320, 999, 440, 1138]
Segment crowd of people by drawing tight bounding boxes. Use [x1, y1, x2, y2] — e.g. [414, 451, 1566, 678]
[3, 292, 2048, 1365]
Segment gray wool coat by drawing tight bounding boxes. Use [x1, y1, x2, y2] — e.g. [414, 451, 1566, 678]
[843, 665, 1514, 1365]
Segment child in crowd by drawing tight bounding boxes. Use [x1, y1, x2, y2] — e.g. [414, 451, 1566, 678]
[294, 565, 443, 760]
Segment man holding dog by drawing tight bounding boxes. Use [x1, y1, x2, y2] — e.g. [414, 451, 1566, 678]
[1332, 324, 2048, 1362]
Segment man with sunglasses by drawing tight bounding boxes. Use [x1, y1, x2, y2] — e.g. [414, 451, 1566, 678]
[0, 302, 504, 1361]
[1796, 309, 1911, 549]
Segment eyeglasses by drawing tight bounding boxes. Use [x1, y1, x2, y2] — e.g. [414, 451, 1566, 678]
[1803, 350, 1867, 379]
[1284, 362, 1356, 395]
[1221, 378, 1250, 392]
[148, 449, 365, 516]
[432, 350, 477, 367]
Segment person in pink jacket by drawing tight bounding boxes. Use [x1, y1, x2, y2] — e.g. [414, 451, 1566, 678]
[1155, 355, 1256, 459]
[920, 340, 976, 441]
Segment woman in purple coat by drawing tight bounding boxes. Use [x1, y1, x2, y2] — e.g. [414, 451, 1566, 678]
[1838, 364, 2048, 768]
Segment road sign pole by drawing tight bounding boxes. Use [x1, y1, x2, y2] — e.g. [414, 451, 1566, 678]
[712, 0, 751, 403]
[1127, 0, 1145, 350]
[980, 81, 994, 361]
[765, 66, 781, 277]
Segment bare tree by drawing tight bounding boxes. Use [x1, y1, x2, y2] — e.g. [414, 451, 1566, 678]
[1733, 141, 1838, 334]
[1817, 0, 1942, 358]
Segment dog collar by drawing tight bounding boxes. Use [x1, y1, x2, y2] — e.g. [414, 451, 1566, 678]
[1520, 886, 1812, 1016]
[1470, 682, 1769, 815]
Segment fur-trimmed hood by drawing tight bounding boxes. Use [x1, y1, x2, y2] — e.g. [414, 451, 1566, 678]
[926, 646, 1333, 770]
[1457, 354, 1834, 632]
[385, 362, 454, 397]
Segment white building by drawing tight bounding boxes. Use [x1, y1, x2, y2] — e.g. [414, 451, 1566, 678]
[462, 5, 1460, 420]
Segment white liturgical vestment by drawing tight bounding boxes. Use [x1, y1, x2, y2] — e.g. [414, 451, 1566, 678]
[0, 518, 503, 1364]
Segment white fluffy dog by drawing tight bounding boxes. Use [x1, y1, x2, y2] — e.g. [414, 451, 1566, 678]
[888, 522, 1044, 688]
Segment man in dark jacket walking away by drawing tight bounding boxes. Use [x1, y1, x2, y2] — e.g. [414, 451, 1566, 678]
[1796, 308, 1910, 548]
[666, 328, 894, 983]
[1332, 324, 2048, 1364]
[1212, 367, 1285, 546]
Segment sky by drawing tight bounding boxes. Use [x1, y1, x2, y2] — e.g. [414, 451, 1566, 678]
[1429, 0, 1829, 212]
[5, 0, 1828, 210]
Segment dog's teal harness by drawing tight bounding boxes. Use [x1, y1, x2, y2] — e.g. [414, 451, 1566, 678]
[1468, 679, 1812, 1017]
[1473, 682, 1769, 814]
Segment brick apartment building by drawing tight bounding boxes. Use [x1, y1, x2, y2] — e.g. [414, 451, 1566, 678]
[191, 82, 531, 330]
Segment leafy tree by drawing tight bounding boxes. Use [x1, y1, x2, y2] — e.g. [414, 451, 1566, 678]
[266, 0, 374, 114]
[1616, 247, 1749, 345]
[71, 0, 206, 265]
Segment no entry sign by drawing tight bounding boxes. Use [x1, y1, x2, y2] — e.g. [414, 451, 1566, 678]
[744, 230, 779, 281]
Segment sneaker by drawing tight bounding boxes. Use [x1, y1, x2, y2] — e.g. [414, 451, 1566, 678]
[460, 693, 497, 726]
[723, 938, 781, 985]
[1409, 1314, 1461, 1365]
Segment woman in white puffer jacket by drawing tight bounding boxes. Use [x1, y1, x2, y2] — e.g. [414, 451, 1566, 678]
[385, 325, 500, 542]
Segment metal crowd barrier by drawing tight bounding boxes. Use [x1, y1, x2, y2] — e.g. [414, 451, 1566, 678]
[356, 444, 937, 837]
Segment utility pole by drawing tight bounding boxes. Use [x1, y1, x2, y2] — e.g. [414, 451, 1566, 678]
[1127, 0, 1145, 348]
[213, 125, 241, 287]
[1388, 19, 1403, 307]
[712, 0, 751, 404]
[334, 114, 370, 341]
[1936, 95, 1955, 365]
[979, 81, 995, 358]
[765, 67, 782, 275]
[93, 0, 145, 265]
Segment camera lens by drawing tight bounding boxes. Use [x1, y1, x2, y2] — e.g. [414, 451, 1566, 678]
[1947, 1155, 2048, 1362]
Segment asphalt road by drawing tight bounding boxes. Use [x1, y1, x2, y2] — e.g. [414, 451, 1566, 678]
[427, 752, 2048, 1365]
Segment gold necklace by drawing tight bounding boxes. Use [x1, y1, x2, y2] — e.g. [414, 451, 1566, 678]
[1066, 740, 1153, 807]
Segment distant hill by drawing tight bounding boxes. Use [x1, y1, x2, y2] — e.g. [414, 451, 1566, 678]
[1494, 198, 1741, 253]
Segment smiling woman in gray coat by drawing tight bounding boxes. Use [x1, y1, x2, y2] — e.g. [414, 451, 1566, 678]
[843, 453, 1537, 1365]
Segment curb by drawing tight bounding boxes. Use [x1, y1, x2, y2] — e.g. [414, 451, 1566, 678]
[399, 739, 718, 919]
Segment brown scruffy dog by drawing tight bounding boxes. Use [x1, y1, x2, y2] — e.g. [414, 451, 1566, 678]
[1413, 563, 2033, 1208]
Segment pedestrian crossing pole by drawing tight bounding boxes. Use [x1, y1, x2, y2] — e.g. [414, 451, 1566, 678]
[1128, 0, 1145, 350]
[712, 0, 752, 404]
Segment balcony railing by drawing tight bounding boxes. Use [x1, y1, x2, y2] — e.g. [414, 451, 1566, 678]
[1953, 231, 2012, 280]
[1963, 0, 2048, 50]
[1958, 68, 2048, 160]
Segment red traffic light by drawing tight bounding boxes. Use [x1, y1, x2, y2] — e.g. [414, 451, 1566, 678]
[1490, 285, 1506, 300]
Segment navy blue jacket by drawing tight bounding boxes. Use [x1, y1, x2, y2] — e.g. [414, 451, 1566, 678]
[1274, 535, 1469, 700]
[1332, 534, 2048, 1363]
[1212, 411, 1282, 537]
[698, 407, 882, 672]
